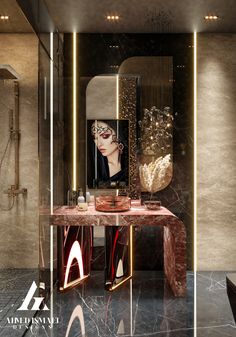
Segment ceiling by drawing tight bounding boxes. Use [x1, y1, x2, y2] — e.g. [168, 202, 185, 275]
[1, 0, 236, 33]
[0, 0, 32, 32]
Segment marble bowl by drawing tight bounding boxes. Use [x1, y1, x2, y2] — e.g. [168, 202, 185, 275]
[95, 196, 131, 212]
[144, 200, 161, 210]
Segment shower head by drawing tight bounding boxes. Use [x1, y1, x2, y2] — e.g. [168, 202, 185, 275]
[0, 65, 20, 80]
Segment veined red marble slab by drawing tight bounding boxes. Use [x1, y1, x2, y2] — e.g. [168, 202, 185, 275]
[50, 200, 177, 227]
[50, 200, 186, 297]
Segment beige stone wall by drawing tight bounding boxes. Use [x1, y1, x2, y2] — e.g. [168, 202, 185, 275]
[197, 34, 236, 271]
[0, 34, 38, 268]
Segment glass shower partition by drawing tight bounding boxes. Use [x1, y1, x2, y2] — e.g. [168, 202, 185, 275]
[38, 32, 64, 300]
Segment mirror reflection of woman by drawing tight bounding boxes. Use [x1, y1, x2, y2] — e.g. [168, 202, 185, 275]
[87, 120, 129, 188]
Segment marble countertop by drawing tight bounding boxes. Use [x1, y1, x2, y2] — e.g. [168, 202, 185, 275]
[49, 200, 177, 227]
[49, 200, 187, 296]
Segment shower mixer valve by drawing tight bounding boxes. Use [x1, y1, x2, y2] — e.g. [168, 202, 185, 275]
[4, 185, 27, 197]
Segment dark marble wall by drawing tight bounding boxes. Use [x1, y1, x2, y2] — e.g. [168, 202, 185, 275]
[63, 33, 194, 270]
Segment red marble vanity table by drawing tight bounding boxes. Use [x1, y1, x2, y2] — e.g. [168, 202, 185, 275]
[50, 200, 186, 297]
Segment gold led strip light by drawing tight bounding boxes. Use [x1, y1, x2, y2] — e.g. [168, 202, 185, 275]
[72, 32, 77, 191]
[194, 31, 197, 337]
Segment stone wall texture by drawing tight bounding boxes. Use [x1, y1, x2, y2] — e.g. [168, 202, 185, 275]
[197, 34, 236, 270]
[0, 34, 38, 268]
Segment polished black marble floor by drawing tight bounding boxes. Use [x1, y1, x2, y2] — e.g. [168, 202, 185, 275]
[1, 270, 235, 337]
[0, 269, 38, 337]
[25, 271, 194, 337]
[196, 272, 236, 337]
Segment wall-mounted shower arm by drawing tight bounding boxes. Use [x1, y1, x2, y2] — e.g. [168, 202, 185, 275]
[3, 81, 27, 198]
[14, 81, 20, 190]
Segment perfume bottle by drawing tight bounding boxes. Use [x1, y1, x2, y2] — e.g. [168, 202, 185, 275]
[86, 191, 91, 203]
[67, 190, 77, 206]
[77, 189, 85, 203]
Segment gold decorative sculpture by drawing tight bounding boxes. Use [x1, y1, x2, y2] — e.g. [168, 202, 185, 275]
[139, 154, 173, 193]
[138, 106, 173, 195]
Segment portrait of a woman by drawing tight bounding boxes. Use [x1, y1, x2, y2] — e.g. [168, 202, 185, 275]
[87, 119, 129, 188]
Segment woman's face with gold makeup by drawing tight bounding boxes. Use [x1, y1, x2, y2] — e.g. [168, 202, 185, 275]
[92, 121, 118, 157]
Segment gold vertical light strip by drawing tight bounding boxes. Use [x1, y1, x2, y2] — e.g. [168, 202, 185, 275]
[130, 278, 133, 336]
[49, 31, 54, 325]
[130, 225, 133, 277]
[95, 120, 98, 182]
[72, 32, 77, 191]
[116, 74, 119, 197]
[50, 34, 54, 214]
[111, 75, 134, 291]
[116, 74, 119, 119]
[194, 31, 197, 337]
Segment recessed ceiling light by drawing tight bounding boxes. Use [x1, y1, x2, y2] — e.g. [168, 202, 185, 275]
[109, 65, 119, 69]
[204, 15, 218, 20]
[106, 15, 120, 21]
[0, 15, 9, 20]
[109, 45, 119, 49]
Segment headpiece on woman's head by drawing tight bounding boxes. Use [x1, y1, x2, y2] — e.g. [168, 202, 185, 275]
[91, 120, 123, 147]
[91, 123, 113, 136]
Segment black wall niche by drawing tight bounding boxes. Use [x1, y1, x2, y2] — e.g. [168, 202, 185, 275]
[63, 33, 194, 270]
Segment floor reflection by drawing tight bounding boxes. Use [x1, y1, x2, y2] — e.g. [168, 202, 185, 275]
[2, 270, 234, 336]
[24, 271, 194, 337]
[65, 305, 85, 337]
